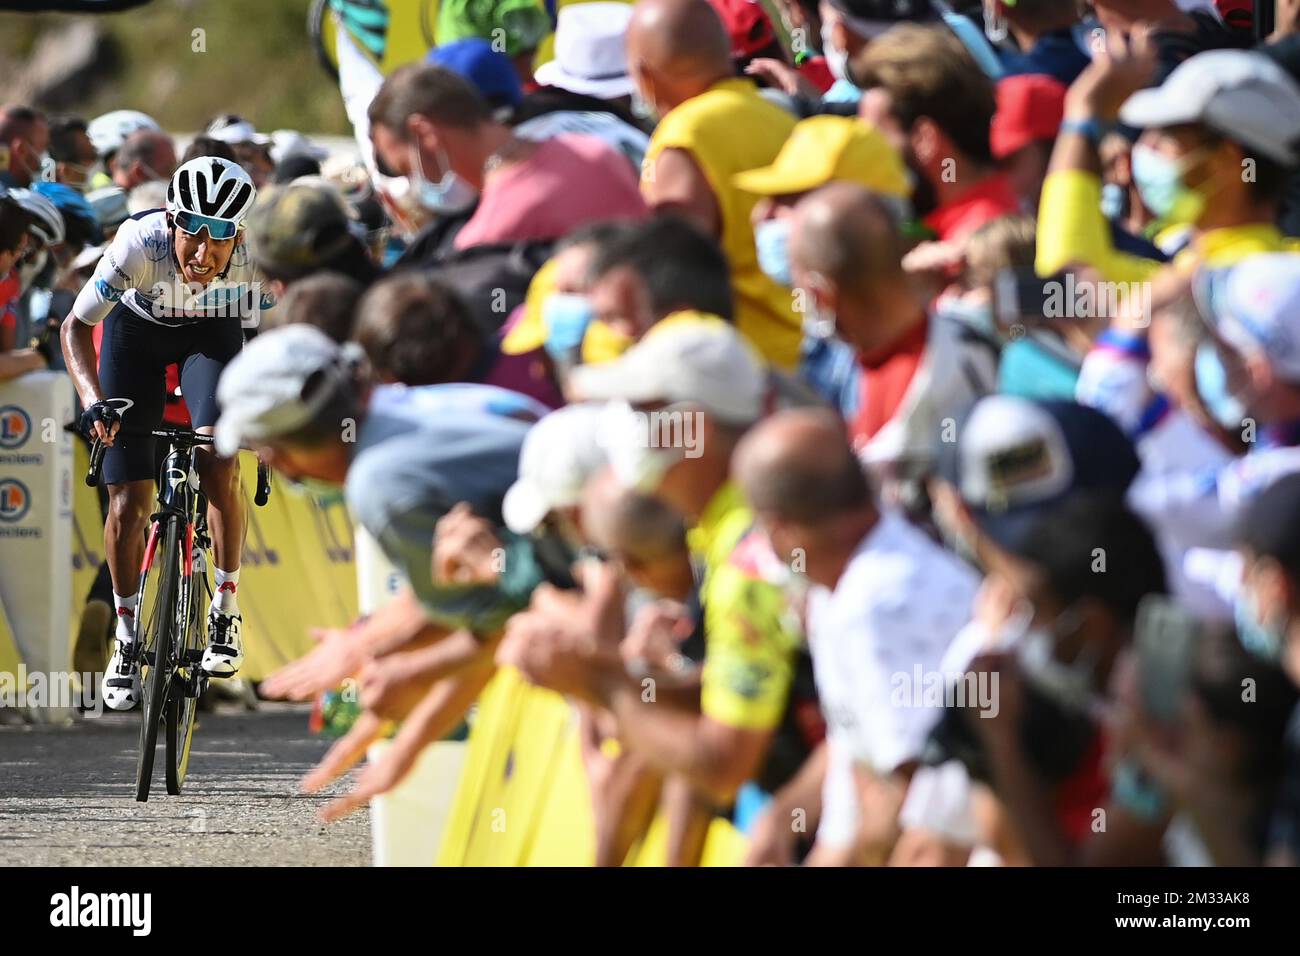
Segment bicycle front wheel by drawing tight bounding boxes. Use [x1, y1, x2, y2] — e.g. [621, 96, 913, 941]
[135, 517, 182, 803]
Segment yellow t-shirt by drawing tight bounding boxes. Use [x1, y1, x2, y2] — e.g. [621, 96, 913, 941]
[644, 78, 800, 370]
[689, 481, 800, 732]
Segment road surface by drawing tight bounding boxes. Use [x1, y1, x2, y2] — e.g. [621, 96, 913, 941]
[0, 702, 371, 866]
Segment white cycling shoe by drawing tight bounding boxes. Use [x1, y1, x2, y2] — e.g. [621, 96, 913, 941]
[202, 609, 244, 677]
[102, 640, 141, 711]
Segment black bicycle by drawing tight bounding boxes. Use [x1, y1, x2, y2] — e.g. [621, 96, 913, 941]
[87, 409, 272, 802]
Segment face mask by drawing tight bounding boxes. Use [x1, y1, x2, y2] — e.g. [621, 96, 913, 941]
[17, 246, 48, 294]
[1194, 340, 1250, 430]
[1234, 587, 1285, 661]
[754, 218, 792, 287]
[1100, 181, 1128, 222]
[631, 88, 659, 122]
[599, 400, 684, 493]
[820, 20, 851, 84]
[939, 296, 995, 336]
[580, 318, 636, 365]
[1131, 144, 1206, 225]
[1015, 608, 1098, 713]
[541, 293, 595, 362]
[408, 142, 477, 216]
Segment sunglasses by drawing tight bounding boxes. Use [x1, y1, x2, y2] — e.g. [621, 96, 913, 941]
[173, 210, 240, 241]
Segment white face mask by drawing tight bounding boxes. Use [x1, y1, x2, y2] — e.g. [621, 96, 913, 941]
[820, 19, 851, 84]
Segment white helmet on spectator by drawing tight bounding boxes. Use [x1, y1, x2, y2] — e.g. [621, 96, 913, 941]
[8, 187, 66, 246]
[167, 156, 256, 240]
[87, 109, 161, 158]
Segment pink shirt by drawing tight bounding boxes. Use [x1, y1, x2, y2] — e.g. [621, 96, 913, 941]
[454, 134, 647, 249]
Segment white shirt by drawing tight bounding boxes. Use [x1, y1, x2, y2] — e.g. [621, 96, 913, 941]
[808, 510, 979, 847]
[72, 210, 275, 327]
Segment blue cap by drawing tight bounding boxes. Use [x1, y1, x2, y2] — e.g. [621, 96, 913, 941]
[427, 38, 524, 109]
[939, 395, 1140, 553]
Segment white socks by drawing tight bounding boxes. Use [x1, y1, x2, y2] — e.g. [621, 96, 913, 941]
[113, 592, 139, 643]
[212, 567, 241, 616]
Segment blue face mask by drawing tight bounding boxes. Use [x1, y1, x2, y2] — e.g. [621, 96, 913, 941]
[1194, 340, 1250, 430]
[939, 297, 995, 335]
[754, 217, 792, 288]
[1131, 144, 1206, 224]
[409, 143, 477, 215]
[1234, 587, 1284, 661]
[541, 293, 595, 362]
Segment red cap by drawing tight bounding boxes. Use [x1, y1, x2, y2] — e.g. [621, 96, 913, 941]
[707, 0, 777, 61]
[990, 73, 1067, 161]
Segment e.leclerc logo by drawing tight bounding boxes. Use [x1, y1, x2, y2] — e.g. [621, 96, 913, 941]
[0, 406, 31, 449]
[0, 478, 31, 522]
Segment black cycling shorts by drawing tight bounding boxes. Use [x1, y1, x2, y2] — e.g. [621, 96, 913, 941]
[97, 303, 244, 485]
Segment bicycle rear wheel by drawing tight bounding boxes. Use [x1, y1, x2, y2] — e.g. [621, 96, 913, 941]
[165, 551, 208, 795]
[135, 518, 182, 803]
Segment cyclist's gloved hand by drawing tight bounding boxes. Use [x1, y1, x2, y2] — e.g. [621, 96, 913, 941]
[80, 400, 123, 444]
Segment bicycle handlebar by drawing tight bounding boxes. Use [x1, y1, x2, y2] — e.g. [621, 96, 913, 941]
[84, 428, 271, 507]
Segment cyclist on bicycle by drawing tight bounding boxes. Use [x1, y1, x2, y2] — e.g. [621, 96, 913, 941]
[60, 155, 273, 710]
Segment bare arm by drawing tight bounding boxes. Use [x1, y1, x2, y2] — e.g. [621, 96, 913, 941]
[643, 147, 722, 238]
[0, 347, 46, 383]
[60, 313, 102, 408]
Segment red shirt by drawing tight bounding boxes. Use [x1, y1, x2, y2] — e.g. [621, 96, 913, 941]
[923, 171, 1021, 242]
[0, 274, 18, 345]
[848, 315, 929, 452]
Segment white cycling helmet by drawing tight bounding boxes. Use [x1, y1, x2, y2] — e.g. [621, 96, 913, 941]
[8, 188, 66, 246]
[87, 109, 161, 158]
[167, 156, 256, 240]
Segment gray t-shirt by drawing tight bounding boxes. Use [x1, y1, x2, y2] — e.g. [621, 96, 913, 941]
[345, 382, 550, 634]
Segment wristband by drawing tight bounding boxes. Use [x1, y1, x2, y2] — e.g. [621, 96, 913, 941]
[1059, 116, 1110, 147]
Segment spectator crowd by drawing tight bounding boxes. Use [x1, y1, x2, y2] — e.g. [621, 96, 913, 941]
[6, 0, 1300, 865]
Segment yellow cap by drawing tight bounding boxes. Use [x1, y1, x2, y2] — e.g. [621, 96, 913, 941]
[501, 256, 560, 355]
[732, 115, 911, 200]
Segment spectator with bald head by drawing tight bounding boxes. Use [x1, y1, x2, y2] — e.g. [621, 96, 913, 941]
[627, 0, 801, 370]
[733, 406, 978, 864]
[789, 182, 994, 502]
[111, 129, 177, 191]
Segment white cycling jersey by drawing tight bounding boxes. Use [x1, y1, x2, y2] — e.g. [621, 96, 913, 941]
[72, 210, 276, 328]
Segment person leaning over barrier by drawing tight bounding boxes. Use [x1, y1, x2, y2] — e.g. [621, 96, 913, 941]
[213, 325, 574, 815]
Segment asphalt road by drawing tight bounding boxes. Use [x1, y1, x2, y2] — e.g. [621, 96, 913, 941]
[0, 702, 371, 866]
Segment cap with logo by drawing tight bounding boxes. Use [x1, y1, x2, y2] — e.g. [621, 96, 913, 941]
[1119, 49, 1300, 165]
[214, 324, 362, 457]
[732, 115, 911, 199]
[938, 395, 1140, 550]
[502, 403, 609, 534]
[568, 316, 768, 425]
[533, 2, 636, 99]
